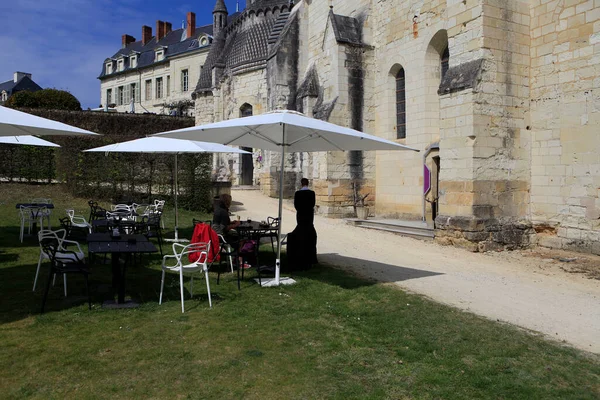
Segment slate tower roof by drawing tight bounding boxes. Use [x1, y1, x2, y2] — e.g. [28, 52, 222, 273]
[195, 0, 293, 93]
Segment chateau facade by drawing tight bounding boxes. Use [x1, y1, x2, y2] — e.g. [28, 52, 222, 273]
[192, 0, 600, 255]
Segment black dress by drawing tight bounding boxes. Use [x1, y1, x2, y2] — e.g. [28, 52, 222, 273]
[287, 189, 318, 270]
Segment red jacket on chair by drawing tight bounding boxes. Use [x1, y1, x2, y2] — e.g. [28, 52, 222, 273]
[189, 223, 220, 263]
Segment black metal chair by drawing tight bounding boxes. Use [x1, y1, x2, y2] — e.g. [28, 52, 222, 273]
[88, 200, 107, 222]
[137, 213, 163, 256]
[216, 233, 242, 290]
[40, 236, 91, 313]
[264, 216, 280, 254]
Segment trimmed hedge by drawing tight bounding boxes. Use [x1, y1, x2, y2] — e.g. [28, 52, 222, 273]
[0, 109, 213, 212]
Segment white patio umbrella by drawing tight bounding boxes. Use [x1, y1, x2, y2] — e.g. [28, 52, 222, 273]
[0, 135, 60, 147]
[0, 105, 99, 137]
[153, 109, 419, 286]
[84, 136, 249, 241]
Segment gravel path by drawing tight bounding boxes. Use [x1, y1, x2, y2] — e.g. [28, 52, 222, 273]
[232, 189, 600, 354]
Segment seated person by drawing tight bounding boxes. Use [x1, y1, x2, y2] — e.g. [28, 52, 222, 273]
[212, 193, 240, 243]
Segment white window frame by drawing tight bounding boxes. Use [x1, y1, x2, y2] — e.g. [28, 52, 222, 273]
[156, 77, 163, 99]
[181, 69, 189, 92]
[124, 84, 131, 104]
[155, 50, 164, 62]
[106, 88, 112, 105]
[117, 86, 124, 106]
[130, 83, 138, 102]
[106, 62, 113, 75]
[1, 91, 7, 102]
[145, 79, 152, 101]
[130, 55, 137, 68]
[117, 59, 124, 72]
[166, 75, 171, 96]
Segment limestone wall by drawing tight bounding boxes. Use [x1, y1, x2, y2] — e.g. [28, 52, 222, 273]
[529, 0, 600, 254]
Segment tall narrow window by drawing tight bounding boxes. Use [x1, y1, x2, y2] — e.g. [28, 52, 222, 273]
[396, 68, 406, 139]
[166, 75, 171, 96]
[130, 83, 137, 102]
[106, 89, 112, 105]
[124, 84, 131, 104]
[441, 46, 450, 81]
[117, 86, 124, 106]
[181, 69, 189, 92]
[145, 79, 152, 101]
[156, 77, 163, 99]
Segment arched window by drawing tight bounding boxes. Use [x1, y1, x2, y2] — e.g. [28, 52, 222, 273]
[1, 91, 7, 102]
[441, 46, 449, 81]
[240, 103, 253, 118]
[396, 68, 406, 139]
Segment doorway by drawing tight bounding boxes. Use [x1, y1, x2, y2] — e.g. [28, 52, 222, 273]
[240, 104, 254, 185]
[431, 156, 440, 222]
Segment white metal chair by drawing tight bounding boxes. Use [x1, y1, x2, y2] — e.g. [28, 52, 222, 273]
[160, 241, 212, 313]
[32, 198, 52, 229]
[154, 200, 166, 228]
[19, 206, 36, 243]
[34, 229, 85, 296]
[66, 209, 92, 234]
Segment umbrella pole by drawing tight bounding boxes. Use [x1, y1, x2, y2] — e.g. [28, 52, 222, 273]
[275, 125, 286, 286]
[174, 153, 179, 241]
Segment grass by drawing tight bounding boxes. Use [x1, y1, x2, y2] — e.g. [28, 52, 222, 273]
[1, 183, 599, 399]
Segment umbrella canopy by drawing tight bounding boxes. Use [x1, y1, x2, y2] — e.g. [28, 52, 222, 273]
[83, 136, 250, 154]
[153, 109, 419, 286]
[0, 135, 60, 147]
[153, 109, 418, 152]
[84, 136, 249, 240]
[0, 106, 99, 137]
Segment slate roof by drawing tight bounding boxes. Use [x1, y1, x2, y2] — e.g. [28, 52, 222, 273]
[329, 11, 362, 46]
[195, 0, 291, 92]
[213, 0, 228, 13]
[98, 17, 237, 80]
[0, 76, 43, 96]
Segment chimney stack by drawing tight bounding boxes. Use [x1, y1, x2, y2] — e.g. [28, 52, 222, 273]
[187, 12, 196, 39]
[142, 25, 152, 45]
[14, 72, 31, 83]
[156, 20, 165, 41]
[122, 34, 136, 48]
[164, 21, 172, 35]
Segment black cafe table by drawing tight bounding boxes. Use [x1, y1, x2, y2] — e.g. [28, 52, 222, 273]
[87, 232, 157, 307]
[236, 221, 279, 282]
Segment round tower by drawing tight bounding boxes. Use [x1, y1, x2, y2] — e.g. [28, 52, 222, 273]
[213, 0, 228, 38]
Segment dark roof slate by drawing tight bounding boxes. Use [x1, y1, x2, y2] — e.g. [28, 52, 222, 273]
[213, 0, 228, 13]
[330, 11, 362, 46]
[98, 21, 222, 80]
[195, 0, 291, 92]
[0, 76, 42, 95]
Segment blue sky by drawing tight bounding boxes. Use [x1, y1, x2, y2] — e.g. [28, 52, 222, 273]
[0, 0, 245, 109]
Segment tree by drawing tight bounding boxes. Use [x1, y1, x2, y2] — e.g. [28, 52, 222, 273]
[162, 99, 194, 116]
[5, 89, 82, 111]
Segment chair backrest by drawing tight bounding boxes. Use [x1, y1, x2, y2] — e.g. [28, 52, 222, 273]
[19, 205, 33, 218]
[154, 200, 165, 211]
[66, 209, 75, 220]
[38, 229, 67, 253]
[180, 241, 211, 265]
[59, 217, 72, 232]
[112, 204, 131, 212]
[267, 216, 280, 228]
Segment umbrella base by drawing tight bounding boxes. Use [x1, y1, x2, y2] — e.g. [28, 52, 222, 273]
[254, 277, 296, 287]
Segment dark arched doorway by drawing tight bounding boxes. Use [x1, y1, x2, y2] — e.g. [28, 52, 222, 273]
[239, 104, 254, 185]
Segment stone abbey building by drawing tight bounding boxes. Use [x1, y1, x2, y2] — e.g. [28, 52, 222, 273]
[106, 0, 600, 255]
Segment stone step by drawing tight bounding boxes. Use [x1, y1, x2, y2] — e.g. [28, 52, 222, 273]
[347, 218, 434, 240]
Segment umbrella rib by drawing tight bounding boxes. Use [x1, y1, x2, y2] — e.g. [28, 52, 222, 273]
[310, 131, 345, 152]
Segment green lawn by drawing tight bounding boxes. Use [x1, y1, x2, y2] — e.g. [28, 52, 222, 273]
[1, 183, 599, 399]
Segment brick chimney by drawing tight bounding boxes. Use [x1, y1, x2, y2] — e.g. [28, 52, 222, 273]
[187, 12, 196, 39]
[164, 21, 172, 35]
[122, 34, 136, 48]
[156, 20, 165, 41]
[142, 25, 152, 45]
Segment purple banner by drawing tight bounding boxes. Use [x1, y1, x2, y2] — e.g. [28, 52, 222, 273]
[424, 164, 431, 195]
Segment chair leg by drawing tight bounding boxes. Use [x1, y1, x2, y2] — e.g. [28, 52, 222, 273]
[179, 270, 185, 313]
[205, 270, 212, 308]
[159, 270, 165, 305]
[63, 273, 68, 297]
[190, 275, 194, 298]
[41, 266, 54, 314]
[85, 273, 91, 310]
[20, 220, 24, 243]
[33, 253, 43, 291]
[217, 260, 221, 285]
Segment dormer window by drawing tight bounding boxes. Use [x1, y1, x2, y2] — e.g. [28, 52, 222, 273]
[200, 36, 208, 46]
[105, 62, 113, 75]
[117, 59, 124, 72]
[1, 91, 7, 102]
[155, 50, 165, 62]
[130, 55, 137, 68]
